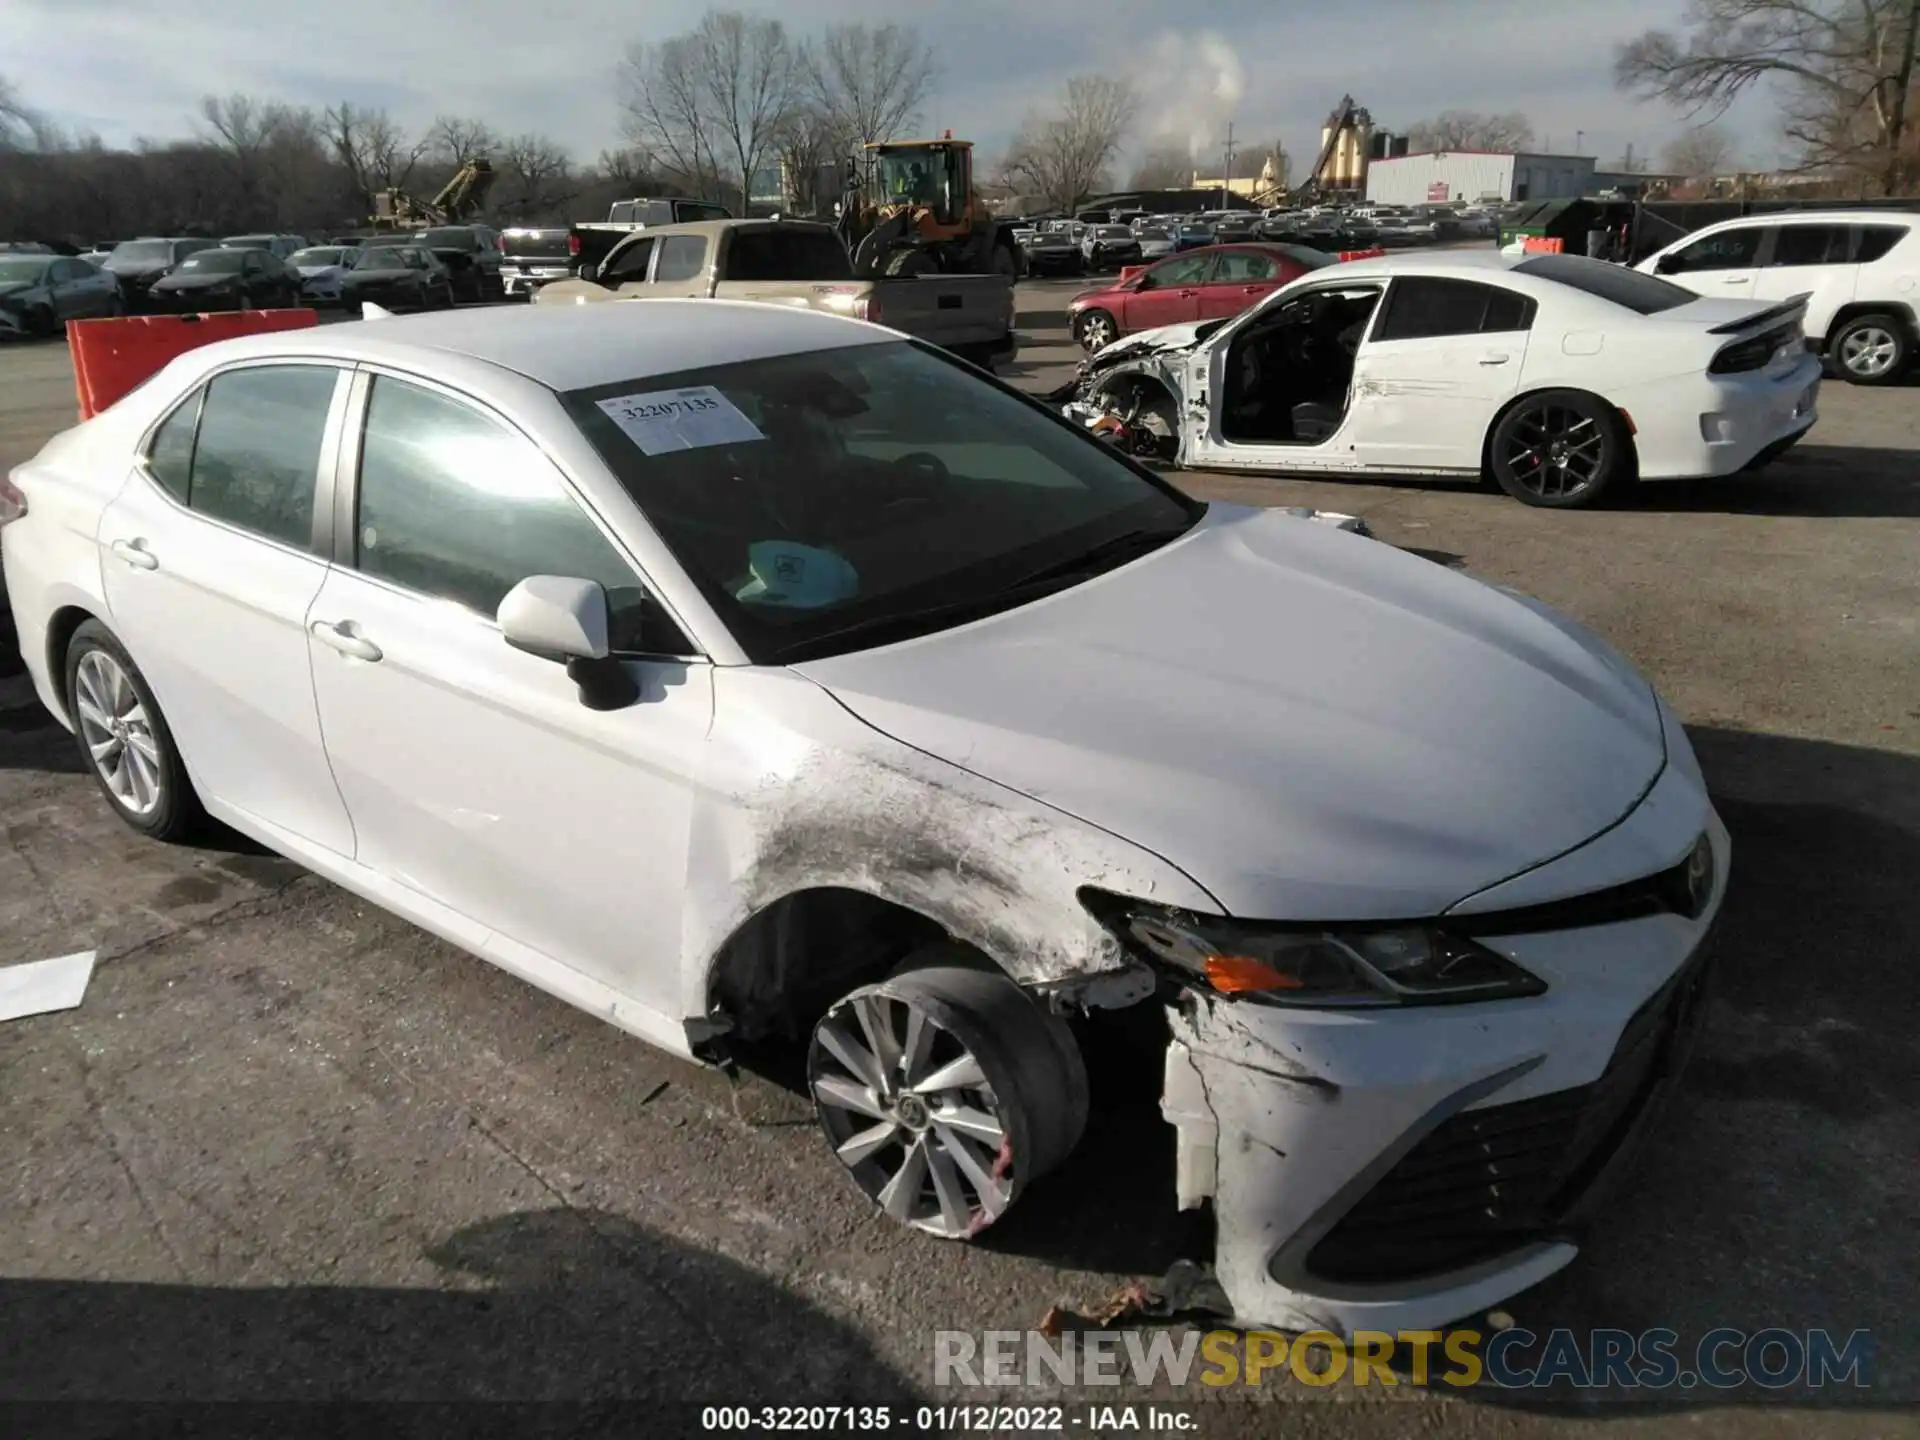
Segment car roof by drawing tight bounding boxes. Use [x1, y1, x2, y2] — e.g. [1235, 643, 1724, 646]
[1699, 209, 1917, 228]
[190, 299, 888, 392]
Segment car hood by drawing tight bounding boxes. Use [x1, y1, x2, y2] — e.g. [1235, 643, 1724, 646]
[0, 281, 41, 299]
[1088, 319, 1213, 362]
[792, 506, 1665, 920]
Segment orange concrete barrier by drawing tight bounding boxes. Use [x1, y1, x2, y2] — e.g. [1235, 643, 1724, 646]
[1338, 247, 1387, 261]
[1521, 236, 1565, 254]
[68, 309, 320, 421]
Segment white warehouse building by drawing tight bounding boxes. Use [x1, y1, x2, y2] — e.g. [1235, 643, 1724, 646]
[1365, 151, 1599, 206]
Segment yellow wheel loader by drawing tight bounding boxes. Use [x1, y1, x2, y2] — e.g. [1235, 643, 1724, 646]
[837, 137, 1022, 280]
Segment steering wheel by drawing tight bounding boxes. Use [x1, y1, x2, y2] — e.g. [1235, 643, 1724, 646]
[889, 450, 952, 484]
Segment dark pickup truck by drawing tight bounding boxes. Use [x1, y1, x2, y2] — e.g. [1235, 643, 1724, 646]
[504, 198, 738, 299]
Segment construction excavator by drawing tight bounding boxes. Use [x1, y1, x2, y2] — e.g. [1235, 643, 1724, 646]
[836, 135, 1021, 280]
[370, 157, 496, 230]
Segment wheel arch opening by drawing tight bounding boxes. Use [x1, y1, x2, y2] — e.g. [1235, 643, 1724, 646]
[1480, 386, 1640, 485]
[43, 604, 99, 724]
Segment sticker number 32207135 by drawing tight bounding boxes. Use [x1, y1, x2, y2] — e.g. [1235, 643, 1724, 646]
[595, 385, 767, 455]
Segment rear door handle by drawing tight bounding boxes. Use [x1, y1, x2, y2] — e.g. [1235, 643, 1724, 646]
[310, 620, 382, 662]
[1179, 288, 1198, 296]
[1722, 275, 1751, 284]
[110, 538, 158, 570]
[1243, 285, 1267, 293]
[1479, 353, 1510, 366]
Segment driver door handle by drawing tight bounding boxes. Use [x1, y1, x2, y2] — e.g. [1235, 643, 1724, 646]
[1722, 275, 1751, 284]
[310, 620, 382, 662]
[110, 538, 159, 570]
[1178, 288, 1198, 296]
[1479, 352, 1511, 366]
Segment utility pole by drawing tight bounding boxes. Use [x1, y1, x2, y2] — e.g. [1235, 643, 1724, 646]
[1221, 122, 1237, 209]
[1575, 129, 1584, 154]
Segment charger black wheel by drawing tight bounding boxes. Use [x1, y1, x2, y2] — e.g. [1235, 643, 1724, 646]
[64, 620, 205, 841]
[1487, 389, 1631, 509]
[809, 960, 1087, 1239]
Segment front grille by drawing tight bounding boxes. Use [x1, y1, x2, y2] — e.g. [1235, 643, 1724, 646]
[1303, 957, 1708, 1284]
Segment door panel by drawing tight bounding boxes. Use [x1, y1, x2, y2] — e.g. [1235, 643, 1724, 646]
[1197, 250, 1284, 321]
[97, 367, 356, 852]
[1346, 333, 1527, 470]
[1122, 253, 1213, 331]
[306, 568, 711, 1017]
[1750, 223, 1855, 340]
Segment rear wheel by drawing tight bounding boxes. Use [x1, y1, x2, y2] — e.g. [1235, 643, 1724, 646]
[1831, 313, 1909, 385]
[65, 620, 205, 841]
[809, 959, 1087, 1239]
[1487, 389, 1632, 509]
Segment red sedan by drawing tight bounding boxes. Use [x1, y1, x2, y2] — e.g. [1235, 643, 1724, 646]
[1066, 243, 1338, 351]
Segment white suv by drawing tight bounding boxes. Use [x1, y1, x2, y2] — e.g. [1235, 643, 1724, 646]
[1637, 210, 1919, 384]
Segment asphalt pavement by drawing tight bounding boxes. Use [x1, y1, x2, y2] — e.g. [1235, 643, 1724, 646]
[0, 290, 1916, 1436]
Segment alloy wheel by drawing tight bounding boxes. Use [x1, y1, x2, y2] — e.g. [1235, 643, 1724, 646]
[1840, 325, 1898, 379]
[1501, 402, 1605, 500]
[74, 649, 164, 817]
[811, 990, 1014, 1238]
[1078, 312, 1116, 351]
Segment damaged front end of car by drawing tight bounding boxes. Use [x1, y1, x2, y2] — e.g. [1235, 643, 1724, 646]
[1047, 324, 1220, 464]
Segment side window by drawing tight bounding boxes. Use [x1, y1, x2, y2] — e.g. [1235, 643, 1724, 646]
[1144, 253, 1213, 288]
[354, 376, 674, 652]
[1853, 225, 1909, 263]
[602, 236, 656, 283]
[187, 366, 338, 547]
[144, 388, 203, 503]
[1373, 277, 1527, 342]
[654, 235, 708, 283]
[1666, 227, 1762, 273]
[1768, 225, 1849, 267]
[48, 260, 74, 284]
[609, 201, 638, 224]
[1213, 251, 1278, 282]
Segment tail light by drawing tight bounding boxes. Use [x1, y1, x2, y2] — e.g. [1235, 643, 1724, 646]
[1711, 322, 1798, 375]
[855, 293, 881, 324]
[568, 234, 581, 257]
[0, 472, 27, 528]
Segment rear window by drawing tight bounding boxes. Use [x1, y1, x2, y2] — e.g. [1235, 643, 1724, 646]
[420, 228, 477, 249]
[723, 229, 853, 281]
[1854, 224, 1911, 264]
[1513, 254, 1695, 314]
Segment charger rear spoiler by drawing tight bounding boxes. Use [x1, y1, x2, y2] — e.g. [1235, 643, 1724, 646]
[1707, 293, 1810, 335]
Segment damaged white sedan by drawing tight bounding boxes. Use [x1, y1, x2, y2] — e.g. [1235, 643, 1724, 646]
[3, 300, 1725, 1335]
[1056, 250, 1821, 508]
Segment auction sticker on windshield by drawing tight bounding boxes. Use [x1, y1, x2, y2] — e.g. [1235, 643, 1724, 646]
[596, 386, 765, 455]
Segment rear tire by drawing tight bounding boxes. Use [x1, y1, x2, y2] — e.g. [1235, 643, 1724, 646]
[1074, 308, 1119, 352]
[1830, 313, 1909, 385]
[1486, 389, 1632, 509]
[64, 620, 206, 842]
[809, 956, 1087, 1239]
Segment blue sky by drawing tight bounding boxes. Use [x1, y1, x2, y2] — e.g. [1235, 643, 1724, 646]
[12, 0, 1783, 171]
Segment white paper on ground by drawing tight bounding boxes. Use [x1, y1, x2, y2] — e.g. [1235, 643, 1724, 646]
[0, 949, 97, 1022]
[596, 386, 765, 455]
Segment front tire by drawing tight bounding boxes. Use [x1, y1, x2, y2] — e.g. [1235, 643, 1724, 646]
[1486, 389, 1632, 508]
[809, 959, 1087, 1239]
[1831, 313, 1909, 385]
[1074, 308, 1118, 352]
[65, 620, 205, 841]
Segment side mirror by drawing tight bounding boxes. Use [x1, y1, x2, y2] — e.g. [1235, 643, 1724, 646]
[576, 261, 599, 283]
[1654, 253, 1679, 275]
[497, 575, 639, 711]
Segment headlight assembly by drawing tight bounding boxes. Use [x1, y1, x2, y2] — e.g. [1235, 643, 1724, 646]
[1080, 889, 1546, 1008]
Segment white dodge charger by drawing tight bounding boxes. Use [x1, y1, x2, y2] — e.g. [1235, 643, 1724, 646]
[1061, 250, 1823, 508]
[1, 301, 1727, 1333]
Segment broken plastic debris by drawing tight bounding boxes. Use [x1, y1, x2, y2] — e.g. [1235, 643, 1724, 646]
[1038, 1261, 1230, 1336]
[1283, 507, 1371, 536]
[0, 949, 96, 1022]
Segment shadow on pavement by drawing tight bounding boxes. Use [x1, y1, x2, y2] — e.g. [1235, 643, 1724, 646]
[0, 1208, 925, 1410]
[1648, 445, 1920, 518]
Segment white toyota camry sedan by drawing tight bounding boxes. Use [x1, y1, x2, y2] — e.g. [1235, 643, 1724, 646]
[1058, 250, 1822, 508]
[0, 301, 1727, 1333]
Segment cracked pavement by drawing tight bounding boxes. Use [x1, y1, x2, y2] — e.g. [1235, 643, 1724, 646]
[1, 292, 1917, 1436]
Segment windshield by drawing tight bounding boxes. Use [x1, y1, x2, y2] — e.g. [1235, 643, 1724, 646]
[873, 148, 954, 211]
[291, 247, 346, 267]
[177, 250, 248, 274]
[353, 250, 412, 270]
[1139, 228, 1172, 241]
[0, 257, 53, 284]
[1095, 226, 1131, 239]
[110, 240, 173, 263]
[561, 340, 1201, 664]
[420, 227, 475, 248]
[224, 236, 273, 248]
[1514, 254, 1697, 315]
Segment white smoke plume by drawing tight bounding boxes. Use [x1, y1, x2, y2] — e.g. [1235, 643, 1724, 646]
[1126, 30, 1248, 163]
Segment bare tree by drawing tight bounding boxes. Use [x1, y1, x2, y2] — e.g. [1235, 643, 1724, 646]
[1000, 75, 1139, 212]
[622, 10, 798, 214]
[774, 103, 843, 215]
[0, 75, 38, 150]
[325, 103, 429, 204]
[1616, 0, 1920, 194]
[1405, 109, 1536, 152]
[1127, 139, 1194, 189]
[803, 22, 937, 156]
[1662, 124, 1739, 177]
[497, 133, 575, 220]
[428, 115, 499, 168]
[197, 94, 329, 227]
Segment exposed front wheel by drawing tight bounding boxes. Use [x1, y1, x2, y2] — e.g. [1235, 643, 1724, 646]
[1487, 390, 1632, 508]
[1831, 313, 1909, 385]
[809, 960, 1087, 1239]
[65, 620, 205, 841]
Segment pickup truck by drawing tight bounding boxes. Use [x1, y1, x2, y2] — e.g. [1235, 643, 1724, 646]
[500, 227, 572, 298]
[535, 219, 1017, 370]
[567, 196, 735, 284]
